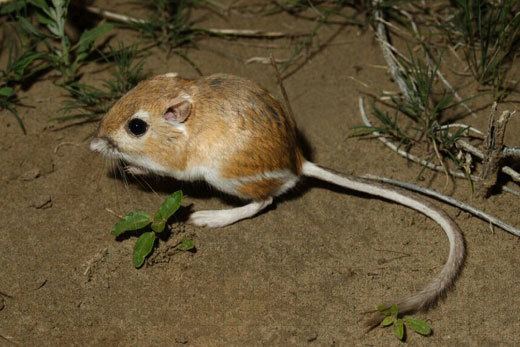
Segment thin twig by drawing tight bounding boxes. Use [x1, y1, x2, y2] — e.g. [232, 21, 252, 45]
[84, 5, 302, 38]
[450, 139, 520, 195]
[203, 28, 304, 38]
[503, 147, 520, 158]
[360, 97, 520, 195]
[456, 139, 520, 182]
[504, 186, 520, 196]
[436, 124, 484, 137]
[373, 2, 410, 101]
[364, 175, 520, 237]
[245, 56, 291, 65]
[456, 139, 485, 158]
[85, 5, 144, 24]
[105, 208, 123, 219]
[348, 76, 371, 89]
[479, 107, 519, 196]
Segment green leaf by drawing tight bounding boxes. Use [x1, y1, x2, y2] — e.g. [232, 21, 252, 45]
[151, 191, 182, 233]
[389, 304, 399, 316]
[10, 52, 44, 80]
[133, 232, 156, 268]
[381, 315, 395, 327]
[0, 87, 15, 97]
[349, 126, 378, 138]
[75, 23, 114, 54]
[112, 211, 151, 237]
[404, 316, 432, 336]
[29, 0, 49, 11]
[393, 318, 405, 341]
[18, 17, 44, 38]
[177, 238, 195, 251]
[36, 12, 55, 27]
[0, 0, 27, 15]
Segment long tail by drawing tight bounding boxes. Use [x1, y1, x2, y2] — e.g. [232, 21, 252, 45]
[302, 161, 465, 327]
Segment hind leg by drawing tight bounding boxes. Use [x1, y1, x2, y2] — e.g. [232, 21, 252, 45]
[189, 198, 273, 228]
[189, 172, 299, 228]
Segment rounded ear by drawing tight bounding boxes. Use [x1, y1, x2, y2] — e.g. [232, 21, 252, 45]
[163, 97, 192, 123]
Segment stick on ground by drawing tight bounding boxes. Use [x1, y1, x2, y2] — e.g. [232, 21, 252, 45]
[84, 5, 303, 38]
[478, 105, 517, 196]
[364, 175, 520, 237]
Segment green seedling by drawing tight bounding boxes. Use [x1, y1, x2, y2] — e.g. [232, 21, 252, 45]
[378, 304, 432, 341]
[112, 191, 194, 268]
[19, 0, 113, 84]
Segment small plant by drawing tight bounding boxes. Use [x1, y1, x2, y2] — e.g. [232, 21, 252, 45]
[19, 0, 113, 84]
[350, 49, 475, 182]
[59, 43, 148, 122]
[446, 0, 520, 100]
[111, 191, 194, 268]
[0, 45, 45, 133]
[127, 0, 200, 51]
[379, 304, 432, 341]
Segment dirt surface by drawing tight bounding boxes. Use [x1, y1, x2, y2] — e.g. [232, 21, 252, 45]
[1, 1, 520, 345]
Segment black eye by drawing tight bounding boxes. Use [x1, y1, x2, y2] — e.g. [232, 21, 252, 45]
[128, 118, 148, 136]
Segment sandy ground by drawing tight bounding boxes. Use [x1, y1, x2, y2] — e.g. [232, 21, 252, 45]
[1, 1, 519, 345]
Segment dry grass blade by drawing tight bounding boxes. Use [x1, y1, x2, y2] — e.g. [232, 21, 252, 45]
[398, 8, 479, 119]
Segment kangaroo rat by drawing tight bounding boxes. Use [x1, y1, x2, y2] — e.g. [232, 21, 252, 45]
[90, 73, 464, 325]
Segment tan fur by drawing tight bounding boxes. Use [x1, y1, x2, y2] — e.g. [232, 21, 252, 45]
[190, 74, 302, 179]
[237, 179, 283, 200]
[98, 75, 193, 136]
[94, 73, 304, 194]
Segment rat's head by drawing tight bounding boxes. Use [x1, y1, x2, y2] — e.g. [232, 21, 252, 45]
[90, 73, 194, 175]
